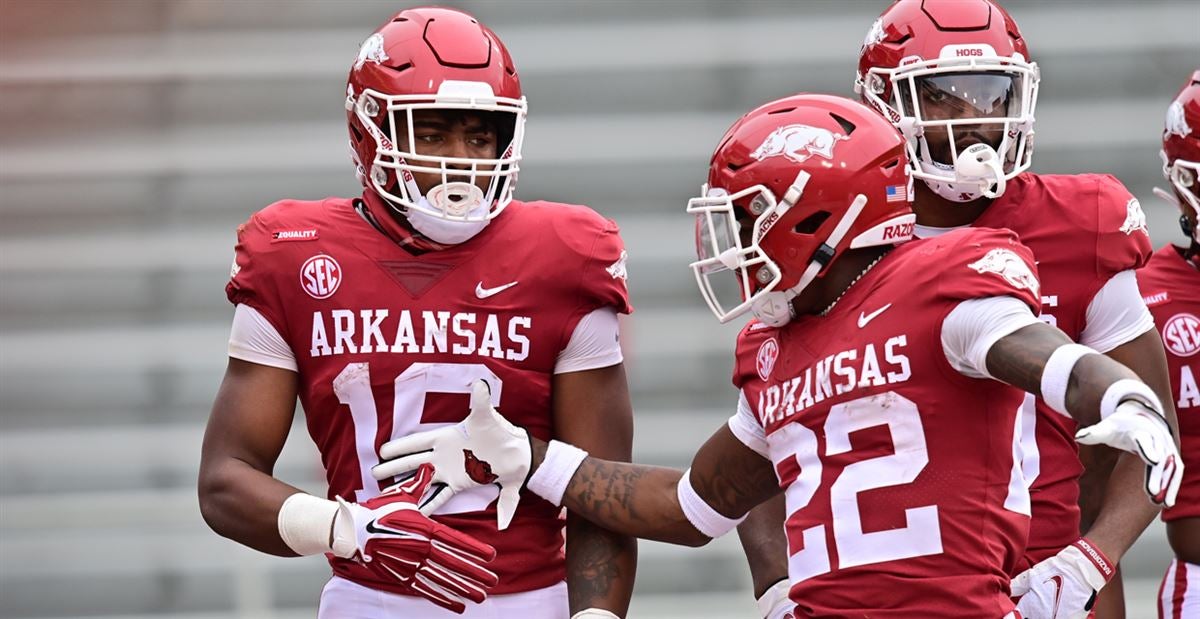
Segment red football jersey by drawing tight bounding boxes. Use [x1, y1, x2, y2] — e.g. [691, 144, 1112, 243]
[967, 172, 1153, 567]
[734, 227, 1040, 618]
[226, 197, 631, 596]
[1139, 244, 1200, 521]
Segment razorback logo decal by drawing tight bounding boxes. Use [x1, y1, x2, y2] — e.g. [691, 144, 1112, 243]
[463, 449, 499, 485]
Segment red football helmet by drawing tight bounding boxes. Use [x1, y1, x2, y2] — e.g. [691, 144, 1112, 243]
[688, 94, 915, 325]
[1156, 69, 1200, 242]
[345, 7, 526, 226]
[856, 0, 1039, 202]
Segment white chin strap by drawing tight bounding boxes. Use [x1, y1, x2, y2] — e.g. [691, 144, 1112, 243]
[751, 260, 822, 327]
[405, 182, 491, 244]
[920, 143, 1006, 203]
[750, 194, 869, 328]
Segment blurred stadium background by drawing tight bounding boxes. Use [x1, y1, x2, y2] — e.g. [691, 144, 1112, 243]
[0, 0, 1196, 617]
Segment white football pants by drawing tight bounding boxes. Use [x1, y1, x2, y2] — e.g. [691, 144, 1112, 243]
[317, 575, 567, 619]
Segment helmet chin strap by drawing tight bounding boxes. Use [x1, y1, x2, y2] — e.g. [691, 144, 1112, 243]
[920, 143, 1006, 202]
[751, 194, 869, 327]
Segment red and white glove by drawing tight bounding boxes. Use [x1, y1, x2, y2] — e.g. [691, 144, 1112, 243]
[333, 464, 499, 614]
[372, 380, 533, 530]
[1075, 399, 1181, 506]
[1011, 538, 1114, 619]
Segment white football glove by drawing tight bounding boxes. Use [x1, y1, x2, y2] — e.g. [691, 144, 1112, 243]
[1011, 538, 1114, 619]
[372, 379, 532, 530]
[1074, 399, 1182, 506]
[332, 463, 499, 614]
[757, 578, 796, 619]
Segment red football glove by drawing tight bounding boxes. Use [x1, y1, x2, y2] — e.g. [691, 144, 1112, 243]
[333, 464, 499, 613]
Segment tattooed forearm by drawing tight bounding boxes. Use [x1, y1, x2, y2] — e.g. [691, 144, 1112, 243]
[531, 426, 780, 549]
[566, 514, 636, 615]
[558, 446, 703, 545]
[986, 322, 1142, 427]
[689, 427, 780, 517]
[984, 322, 1070, 394]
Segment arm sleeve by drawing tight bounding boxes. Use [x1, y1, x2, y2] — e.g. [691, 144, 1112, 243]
[1079, 270, 1156, 353]
[727, 390, 769, 458]
[941, 296, 1042, 379]
[553, 306, 623, 374]
[228, 303, 298, 372]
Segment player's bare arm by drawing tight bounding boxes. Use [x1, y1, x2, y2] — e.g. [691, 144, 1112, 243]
[199, 358, 303, 556]
[545, 425, 780, 547]
[552, 363, 638, 616]
[735, 496, 789, 599]
[377, 385, 780, 549]
[201, 357, 500, 612]
[987, 322, 1162, 430]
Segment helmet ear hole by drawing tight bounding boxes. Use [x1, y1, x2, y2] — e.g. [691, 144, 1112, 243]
[829, 113, 857, 135]
[794, 211, 831, 235]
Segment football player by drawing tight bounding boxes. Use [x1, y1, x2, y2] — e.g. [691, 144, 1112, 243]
[197, 7, 636, 618]
[739, 2, 1183, 617]
[1144, 70, 1200, 619]
[373, 94, 1182, 618]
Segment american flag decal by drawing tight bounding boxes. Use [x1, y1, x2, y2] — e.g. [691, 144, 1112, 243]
[886, 185, 906, 202]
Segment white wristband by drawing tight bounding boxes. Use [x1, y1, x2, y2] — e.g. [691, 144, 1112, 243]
[1040, 343, 1098, 416]
[527, 440, 589, 506]
[571, 610, 621, 619]
[676, 468, 746, 539]
[1100, 378, 1164, 420]
[277, 492, 338, 556]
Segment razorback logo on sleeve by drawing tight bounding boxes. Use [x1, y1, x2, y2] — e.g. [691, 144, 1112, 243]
[968, 248, 1040, 296]
[606, 250, 629, 280]
[1118, 198, 1148, 236]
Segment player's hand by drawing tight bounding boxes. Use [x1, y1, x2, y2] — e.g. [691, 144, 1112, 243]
[332, 463, 499, 614]
[757, 578, 796, 619]
[1010, 538, 1114, 619]
[1074, 399, 1182, 506]
[372, 379, 532, 530]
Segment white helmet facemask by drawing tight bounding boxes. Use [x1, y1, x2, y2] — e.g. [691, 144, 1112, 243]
[1154, 152, 1200, 244]
[351, 79, 527, 244]
[859, 46, 1039, 203]
[686, 171, 891, 327]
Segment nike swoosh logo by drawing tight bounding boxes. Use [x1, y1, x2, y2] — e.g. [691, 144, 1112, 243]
[857, 303, 892, 328]
[1047, 575, 1063, 616]
[365, 519, 417, 539]
[475, 281, 518, 299]
[365, 519, 397, 536]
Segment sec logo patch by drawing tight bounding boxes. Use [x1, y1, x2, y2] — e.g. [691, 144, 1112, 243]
[301, 255, 342, 299]
[756, 338, 779, 381]
[1162, 313, 1200, 357]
